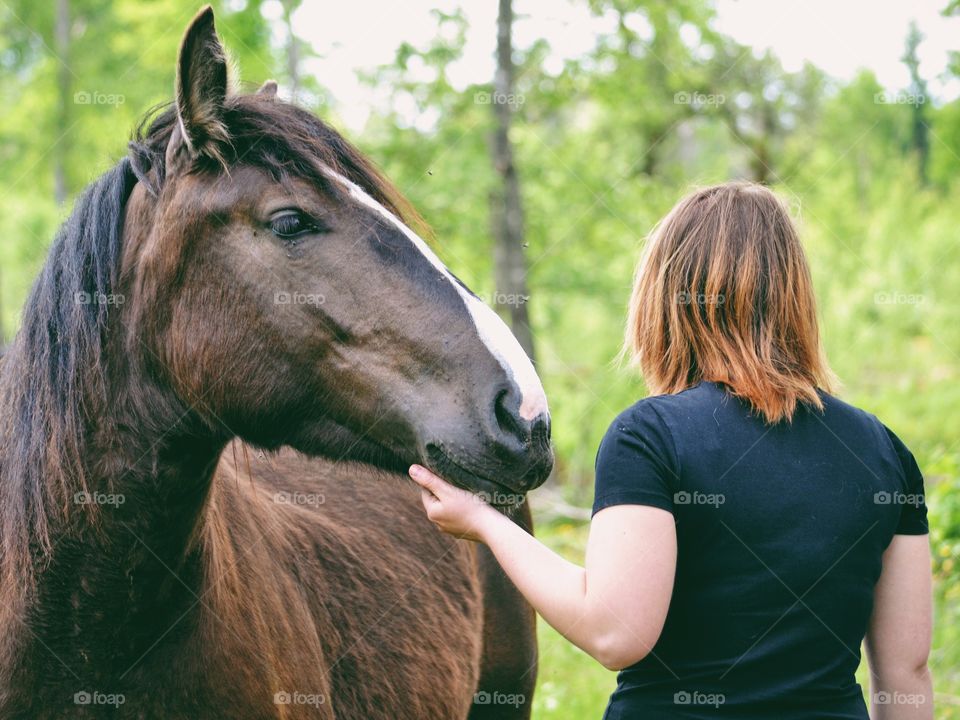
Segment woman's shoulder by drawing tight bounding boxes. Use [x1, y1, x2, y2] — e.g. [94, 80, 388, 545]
[816, 391, 918, 469]
[813, 391, 901, 447]
[602, 391, 686, 457]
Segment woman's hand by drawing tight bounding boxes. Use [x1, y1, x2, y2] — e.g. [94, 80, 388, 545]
[408, 464, 504, 542]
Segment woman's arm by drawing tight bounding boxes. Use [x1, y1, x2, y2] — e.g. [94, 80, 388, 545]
[865, 533, 933, 719]
[409, 465, 676, 671]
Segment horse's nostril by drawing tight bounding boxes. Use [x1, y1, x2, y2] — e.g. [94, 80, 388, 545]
[530, 412, 551, 445]
[493, 386, 527, 442]
[493, 384, 551, 451]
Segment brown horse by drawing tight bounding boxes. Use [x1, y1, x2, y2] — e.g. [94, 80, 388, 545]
[0, 8, 552, 719]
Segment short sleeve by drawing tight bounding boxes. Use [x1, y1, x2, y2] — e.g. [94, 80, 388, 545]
[592, 401, 679, 517]
[883, 425, 928, 535]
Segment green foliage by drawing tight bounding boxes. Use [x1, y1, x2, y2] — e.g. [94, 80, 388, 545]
[930, 454, 960, 583]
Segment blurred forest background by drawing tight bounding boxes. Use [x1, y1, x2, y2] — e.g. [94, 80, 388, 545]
[1, 0, 959, 715]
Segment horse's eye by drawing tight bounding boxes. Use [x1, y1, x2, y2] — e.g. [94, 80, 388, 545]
[269, 211, 320, 239]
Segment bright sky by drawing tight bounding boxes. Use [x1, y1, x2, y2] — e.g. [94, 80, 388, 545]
[270, 0, 960, 130]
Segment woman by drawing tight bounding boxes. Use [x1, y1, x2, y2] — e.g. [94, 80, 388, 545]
[410, 182, 933, 719]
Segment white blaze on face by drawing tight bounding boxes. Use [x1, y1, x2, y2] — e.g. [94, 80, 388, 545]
[325, 169, 548, 422]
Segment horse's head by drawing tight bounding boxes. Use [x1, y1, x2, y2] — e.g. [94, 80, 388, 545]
[122, 7, 551, 500]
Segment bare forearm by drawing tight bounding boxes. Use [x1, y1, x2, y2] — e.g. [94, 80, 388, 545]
[410, 466, 673, 671]
[477, 511, 603, 660]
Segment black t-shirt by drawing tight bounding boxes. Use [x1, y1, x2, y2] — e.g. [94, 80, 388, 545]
[592, 381, 928, 720]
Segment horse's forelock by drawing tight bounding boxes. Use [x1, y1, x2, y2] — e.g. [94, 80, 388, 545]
[130, 94, 428, 235]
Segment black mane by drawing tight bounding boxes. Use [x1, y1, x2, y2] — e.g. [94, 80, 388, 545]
[0, 156, 136, 569]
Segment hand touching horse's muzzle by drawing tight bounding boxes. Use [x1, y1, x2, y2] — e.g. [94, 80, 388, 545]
[420, 379, 553, 507]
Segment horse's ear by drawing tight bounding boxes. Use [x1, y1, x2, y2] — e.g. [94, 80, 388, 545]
[167, 5, 230, 170]
[256, 80, 279, 99]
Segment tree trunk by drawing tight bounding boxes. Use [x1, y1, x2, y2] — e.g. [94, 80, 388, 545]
[912, 109, 929, 185]
[490, 0, 536, 364]
[281, 0, 301, 97]
[902, 22, 929, 186]
[53, 0, 71, 205]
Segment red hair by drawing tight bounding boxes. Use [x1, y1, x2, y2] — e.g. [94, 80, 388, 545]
[625, 182, 836, 423]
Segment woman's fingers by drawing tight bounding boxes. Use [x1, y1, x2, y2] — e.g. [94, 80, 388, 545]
[409, 464, 445, 494]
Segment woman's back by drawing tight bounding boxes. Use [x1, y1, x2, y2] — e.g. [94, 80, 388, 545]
[594, 381, 927, 719]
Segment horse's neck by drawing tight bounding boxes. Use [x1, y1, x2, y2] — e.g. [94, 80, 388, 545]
[49, 426, 224, 587]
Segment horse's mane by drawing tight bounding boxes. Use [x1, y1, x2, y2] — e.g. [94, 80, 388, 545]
[0, 93, 422, 582]
[0, 158, 137, 574]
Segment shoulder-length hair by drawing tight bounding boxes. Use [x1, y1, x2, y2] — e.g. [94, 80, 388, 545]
[624, 181, 836, 423]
